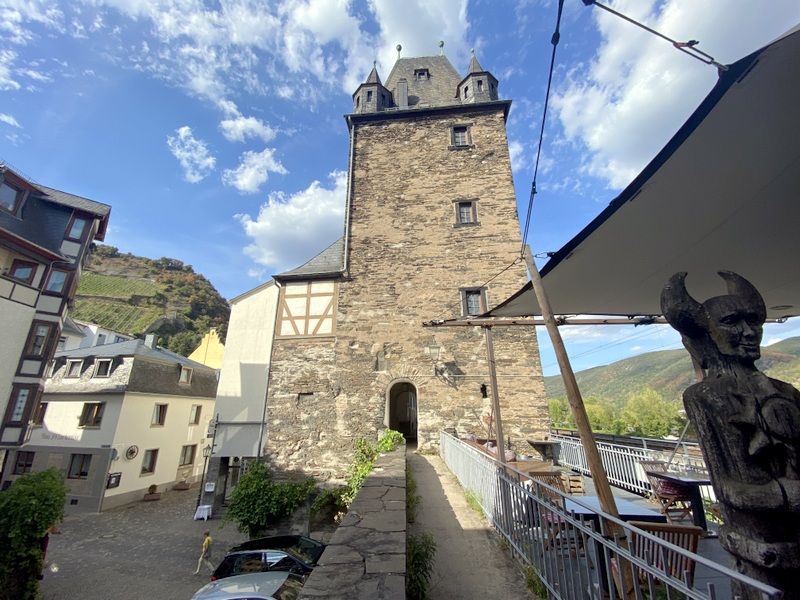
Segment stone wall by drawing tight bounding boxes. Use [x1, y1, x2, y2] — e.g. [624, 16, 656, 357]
[300, 446, 406, 599]
[265, 103, 548, 479]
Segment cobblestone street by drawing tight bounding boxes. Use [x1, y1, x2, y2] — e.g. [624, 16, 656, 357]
[39, 488, 249, 600]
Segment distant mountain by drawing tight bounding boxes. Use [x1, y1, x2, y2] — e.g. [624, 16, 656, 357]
[544, 337, 800, 402]
[71, 244, 230, 356]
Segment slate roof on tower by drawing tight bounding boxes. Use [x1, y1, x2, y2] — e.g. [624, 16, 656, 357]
[384, 55, 463, 108]
[274, 237, 345, 281]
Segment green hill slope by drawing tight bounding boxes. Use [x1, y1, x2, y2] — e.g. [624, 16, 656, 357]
[544, 337, 800, 402]
[71, 245, 230, 356]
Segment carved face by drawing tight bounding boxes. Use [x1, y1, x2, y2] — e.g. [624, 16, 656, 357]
[704, 295, 763, 361]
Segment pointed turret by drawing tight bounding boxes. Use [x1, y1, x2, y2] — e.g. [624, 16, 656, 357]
[457, 49, 498, 104]
[352, 61, 393, 114]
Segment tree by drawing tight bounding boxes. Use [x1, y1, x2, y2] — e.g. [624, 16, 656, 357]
[548, 397, 573, 428]
[0, 468, 67, 600]
[621, 387, 681, 438]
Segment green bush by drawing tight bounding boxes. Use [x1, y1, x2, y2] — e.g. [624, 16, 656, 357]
[406, 462, 419, 524]
[223, 462, 315, 537]
[0, 468, 67, 600]
[407, 532, 437, 600]
[377, 429, 404, 452]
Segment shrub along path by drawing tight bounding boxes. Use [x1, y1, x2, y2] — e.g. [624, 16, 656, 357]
[408, 453, 533, 599]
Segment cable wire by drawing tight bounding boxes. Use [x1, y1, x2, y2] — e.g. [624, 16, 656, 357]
[519, 0, 565, 257]
[584, 0, 727, 71]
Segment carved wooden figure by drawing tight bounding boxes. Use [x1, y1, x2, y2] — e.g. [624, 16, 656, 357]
[661, 271, 800, 600]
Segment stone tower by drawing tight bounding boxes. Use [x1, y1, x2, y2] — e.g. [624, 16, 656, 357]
[266, 49, 548, 479]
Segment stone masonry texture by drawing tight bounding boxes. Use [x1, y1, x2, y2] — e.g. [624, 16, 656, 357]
[266, 100, 549, 480]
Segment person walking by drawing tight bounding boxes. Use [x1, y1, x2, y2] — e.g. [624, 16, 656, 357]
[193, 530, 214, 575]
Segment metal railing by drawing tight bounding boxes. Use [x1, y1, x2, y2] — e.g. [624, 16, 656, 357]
[551, 433, 715, 501]
[440, 431, 779, 600]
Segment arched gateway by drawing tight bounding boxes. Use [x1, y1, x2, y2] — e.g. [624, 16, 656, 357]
[385, 380, 417, 441]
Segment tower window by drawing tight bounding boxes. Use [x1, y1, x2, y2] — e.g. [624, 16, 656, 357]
[450, 125, 472, 149]
[463, 86, 468, 98]
[477, 80, 483, 91]
[414, 69, 429, 80]
[453, 199, 479, 227]
[460, 287, 487, 316]
[367, 90, 373, 102]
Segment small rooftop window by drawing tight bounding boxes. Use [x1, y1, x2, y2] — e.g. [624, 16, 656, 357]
[414, 69, 429, 81]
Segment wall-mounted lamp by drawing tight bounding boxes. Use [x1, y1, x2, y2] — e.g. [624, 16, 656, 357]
[428, 342, 441, 376]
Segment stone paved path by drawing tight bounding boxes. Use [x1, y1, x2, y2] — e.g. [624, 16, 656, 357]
[39, 488, 249, 600]
[408, 453, 533, 600]
[38, 454, 533, 600]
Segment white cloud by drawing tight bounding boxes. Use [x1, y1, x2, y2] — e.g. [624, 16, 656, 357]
[369, 0, 471, 81]
[508, 140, 526, 173]
[222, 148, 287, 194]
[551, 0, 800, 190]
[0, 49, 21, 90]
[166, 126, 216, 183]
[219, 116, 277, 143]
[237, 170, 347, 272]
[0, 113, 21, 127]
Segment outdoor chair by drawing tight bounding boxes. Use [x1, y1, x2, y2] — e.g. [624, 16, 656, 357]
[523, 473, 587, 557]
[561, 471, 585, 495]
[639, 460, 693, 523]
[626, 521, 703, 584]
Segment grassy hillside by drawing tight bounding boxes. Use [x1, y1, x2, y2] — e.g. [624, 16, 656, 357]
[545, 337, 800, 402]
[71, 245, 230, 356]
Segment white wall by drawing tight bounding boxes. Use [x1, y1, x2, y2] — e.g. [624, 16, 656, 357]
[104, 391, 215, 499]
[214, 281, 279, 457]
[0, 299, 35, 416]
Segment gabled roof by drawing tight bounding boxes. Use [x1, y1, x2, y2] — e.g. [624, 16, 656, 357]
[385, 55, 463, 108]
[0, 167, 112, 257]
[36, 184, 111, 241]
[274, 237, 345, 281]
[56, 338, 215, 371]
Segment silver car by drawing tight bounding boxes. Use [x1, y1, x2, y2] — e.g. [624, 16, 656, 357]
[191, 571, 304, 600]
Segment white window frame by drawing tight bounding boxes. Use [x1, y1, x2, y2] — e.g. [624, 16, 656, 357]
[94, 358, 112, 378]
[152, 403, 168, 426]
[141, 449, 159, 475]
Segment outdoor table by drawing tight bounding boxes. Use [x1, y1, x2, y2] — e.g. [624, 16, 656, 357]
[194, 504, 212, 520]
[645, 471, 711, 530]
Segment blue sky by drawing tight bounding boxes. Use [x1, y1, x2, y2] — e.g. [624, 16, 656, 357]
[2, 0, 799, 376]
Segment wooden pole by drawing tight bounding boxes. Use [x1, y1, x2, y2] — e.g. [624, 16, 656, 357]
[523, 246, 619, 516]
[523, 246, 636, 598]
[484, 325, 506, 465]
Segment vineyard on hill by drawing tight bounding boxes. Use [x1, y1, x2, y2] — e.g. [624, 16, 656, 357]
[71, 245, 230, 356]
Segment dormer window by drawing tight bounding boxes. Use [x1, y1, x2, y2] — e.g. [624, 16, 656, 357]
[66, 216, 88, 241]
[66, 359, 83, 378]
[0, 181, 23, 215]
[179, 366, 193, 384]
[414, 69, 429, 80]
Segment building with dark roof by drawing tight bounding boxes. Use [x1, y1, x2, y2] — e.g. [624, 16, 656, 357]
[0, 164, 111, 481]
[205, 48, 548, 507]
[6, 334, 217, 512]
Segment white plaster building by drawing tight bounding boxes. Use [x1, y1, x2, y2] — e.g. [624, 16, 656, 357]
[5, 334, 217, 512]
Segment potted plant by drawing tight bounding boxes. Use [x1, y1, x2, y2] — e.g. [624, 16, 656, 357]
[143, 484, 161, 501]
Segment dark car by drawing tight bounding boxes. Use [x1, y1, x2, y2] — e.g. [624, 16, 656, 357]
[211, 535, 326, 582]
